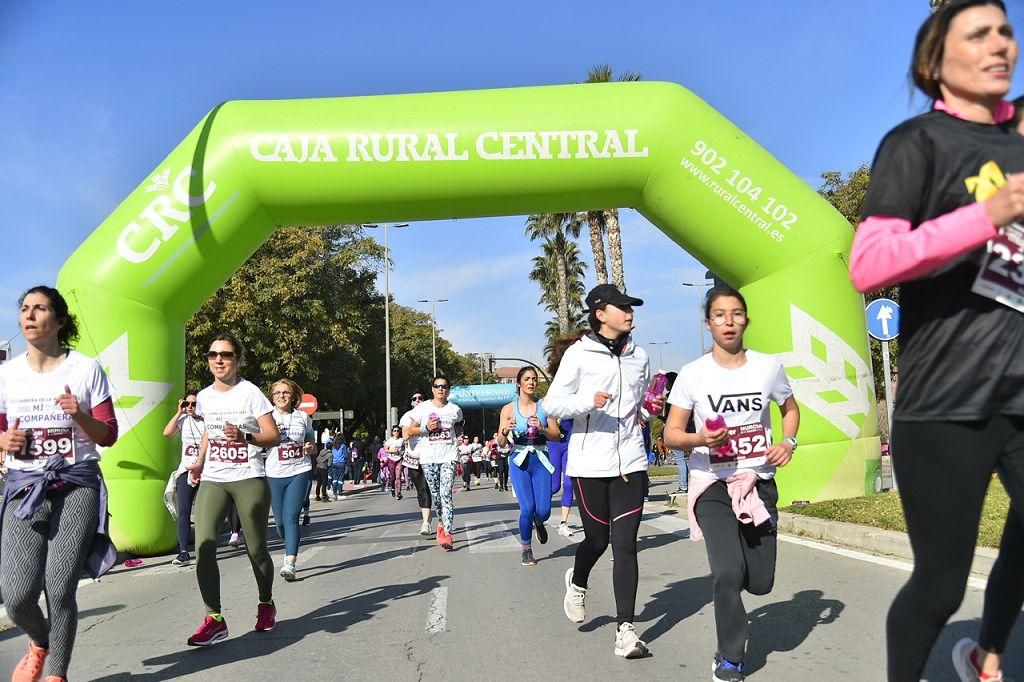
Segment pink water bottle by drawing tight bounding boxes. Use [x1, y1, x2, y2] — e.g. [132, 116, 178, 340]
[428, 413, 440, 433]
[704, 413, 733, 455]
[642, 372, 668, 413]
[526, 425, 538, 441]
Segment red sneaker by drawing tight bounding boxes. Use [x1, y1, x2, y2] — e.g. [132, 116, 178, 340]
[12, 642, 47, 682]
[44, 677, 68, 682]
[439, 527, 454, 551]
[255, 601, 277, 631]
[187, 615, 228, 647]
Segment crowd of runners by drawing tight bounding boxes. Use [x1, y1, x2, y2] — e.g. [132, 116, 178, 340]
[0, 2, 1022, 680]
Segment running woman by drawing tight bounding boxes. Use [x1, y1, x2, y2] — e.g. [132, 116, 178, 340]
[265, 379, 316, 582]
[545, 284, 659, 659]
[184, 333, 281, 647]
[404, 374, 463, 551]
[458, 435, 473, 491]
[0, 286, 119, 682]
[399, 391, 434, 535]
[384, 426, 404, 500]
[664, 286, 799, 682]
[470, 435, 485, 484]
[496, 366, 560, 567]
[163, 389, 205, 566]
[849, 4, 1023, 680]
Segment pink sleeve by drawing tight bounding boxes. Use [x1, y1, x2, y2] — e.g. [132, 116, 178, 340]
[92, 398, 119, 447]
[0, 414, 7, 432]
[849, 202, 998, 293]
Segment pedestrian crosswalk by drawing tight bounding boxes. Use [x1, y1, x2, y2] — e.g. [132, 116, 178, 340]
[463, 519, 521, 553]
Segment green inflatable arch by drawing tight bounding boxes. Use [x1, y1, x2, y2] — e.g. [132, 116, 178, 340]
[57, 82, 879, 554]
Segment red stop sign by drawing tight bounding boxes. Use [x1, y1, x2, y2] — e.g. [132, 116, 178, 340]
[298, 393, 318, 416]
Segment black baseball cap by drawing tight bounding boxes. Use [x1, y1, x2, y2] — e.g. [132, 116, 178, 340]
[585, 284, 644, 311]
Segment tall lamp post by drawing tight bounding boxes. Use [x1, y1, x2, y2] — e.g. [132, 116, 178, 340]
[364, 223, 409, 431]
[648, 341, 671, 372]
[418, 298, 448, 376]
[681, 280, 713, 354]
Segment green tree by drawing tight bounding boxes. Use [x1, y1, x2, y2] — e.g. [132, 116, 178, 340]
[525, 212, 585, 333]
[530, 235, 588, 340]
[582, 63, 643, 291]
[817, 165, 899, 437]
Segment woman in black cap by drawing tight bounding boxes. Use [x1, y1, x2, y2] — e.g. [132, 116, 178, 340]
[545, 283, 661, 660]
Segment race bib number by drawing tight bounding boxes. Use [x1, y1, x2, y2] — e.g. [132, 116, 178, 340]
[709, 423, 770, 471]
[429, 427, 452, 443]
[183, 444, 200, 463]
[209, 441, 250, 465]
[972, 223, 1024, 314]
[17, 427, 75, 463]
[278, 442, 304, 462]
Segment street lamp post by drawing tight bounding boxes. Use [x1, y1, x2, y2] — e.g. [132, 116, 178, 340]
[364, 223, 409, 431]
[681, 280, 713, 354]
[648, 341, 671, 372]
[417, 298, 448, 376]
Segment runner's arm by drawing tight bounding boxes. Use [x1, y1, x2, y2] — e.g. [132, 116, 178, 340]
[163, 401, 186, 437]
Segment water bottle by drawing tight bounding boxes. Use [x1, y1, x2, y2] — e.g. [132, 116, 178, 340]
[704, 413, 733, 455]
[526, 425, 538, 442]
[642, 372, 668, 413]
[428, 413, 440, 434]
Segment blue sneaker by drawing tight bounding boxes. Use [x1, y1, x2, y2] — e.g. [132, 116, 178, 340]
[712, 653, 744, 681]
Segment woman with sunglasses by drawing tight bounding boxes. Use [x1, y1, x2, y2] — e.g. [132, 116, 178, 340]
[399, 391, 434, 535]
[545, 284, 658, 660]
[458, 435, 473, 491]
[163, 389, 205, 566]
[183, 333, 280, 647]
[664, 286, 799, 682]
[1, 286, 118, 682]
[384, 425, 405, 500]
[497, 366, 561, 567]
[404, 374, 463, 551]
[264, 378, 316, 582]
[849, 4, 1023, 680]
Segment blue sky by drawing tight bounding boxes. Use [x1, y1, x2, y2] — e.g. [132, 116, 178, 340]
[2, 1, 1022, 374]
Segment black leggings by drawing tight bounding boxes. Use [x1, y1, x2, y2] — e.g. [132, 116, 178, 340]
[571, 473, 647, 624]
[694, 478, 778, 664]
[315, 468, 329, 498]
[888, 417, 1024, 681]
[495, 457, 509, 489]
[408, 465, 432, 510]
[175, 474, 199, 553]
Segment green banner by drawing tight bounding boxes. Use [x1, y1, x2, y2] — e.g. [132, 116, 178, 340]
[57, 82, 877, 553]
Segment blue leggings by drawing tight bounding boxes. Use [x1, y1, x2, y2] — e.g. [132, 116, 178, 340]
[509, 451, 552, 545]
[268, 472, 308, 556]
[549, 444, 574, 509]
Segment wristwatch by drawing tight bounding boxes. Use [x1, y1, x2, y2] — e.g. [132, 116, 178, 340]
[244, 432, 254, 443]
[783, 436, 798, 451]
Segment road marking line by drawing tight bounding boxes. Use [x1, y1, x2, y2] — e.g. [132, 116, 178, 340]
[426, 587, 447, 634]
[464, 519, 520, 553]
[641, 511, 689, 537]
[778, 534, 987, 590]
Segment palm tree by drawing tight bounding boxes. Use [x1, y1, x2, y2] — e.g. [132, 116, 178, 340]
[583, 64, 642, 291]
[529, 230, 588, 338]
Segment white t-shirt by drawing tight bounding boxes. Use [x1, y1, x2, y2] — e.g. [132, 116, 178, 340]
[458, 443, 472, 463]
[470, 443, 484, 462]
[668, 350, 793, 481]
[384, 436, 404, 462]
[176, 414, 206, 473]
[0, 351, 112, 471]
[196, 379, 274, 483]
[399, 409, 423, 468]
[265, 408, 314, 478]
[410, 400, 463, 465]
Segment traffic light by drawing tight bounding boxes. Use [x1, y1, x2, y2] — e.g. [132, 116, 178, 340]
[484, 353, 495, 373]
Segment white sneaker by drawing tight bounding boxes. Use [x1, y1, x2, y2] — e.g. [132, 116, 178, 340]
[280, 561, 296, 582]
[614, 622, 648, 659]
[563, 568, 586, 623]
[228, 532, 240, 547]
[557, 522, 574, 538]
[420, 521, 432, 536]
[952, 637, 1000, 681]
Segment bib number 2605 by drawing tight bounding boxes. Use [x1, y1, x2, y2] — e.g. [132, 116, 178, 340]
[209, 442, 250, 465]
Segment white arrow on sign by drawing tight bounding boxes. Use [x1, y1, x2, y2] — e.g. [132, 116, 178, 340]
[876, 305, 893, 337]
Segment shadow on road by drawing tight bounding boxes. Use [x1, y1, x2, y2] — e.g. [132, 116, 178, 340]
[635, 575, 713, 644]
[745, 589, 844, 674]
[89, 576, 449, 681]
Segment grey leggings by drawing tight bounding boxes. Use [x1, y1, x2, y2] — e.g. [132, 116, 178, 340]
[1, 485, 99, 677]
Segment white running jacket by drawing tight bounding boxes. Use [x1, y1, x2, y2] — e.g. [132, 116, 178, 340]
[544, 333, 651, 478]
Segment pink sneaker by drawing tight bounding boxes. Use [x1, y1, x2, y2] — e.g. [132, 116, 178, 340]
[12, 642, 47, 682]
[255, 601, 277, 631]
[187, 615, 228, 647]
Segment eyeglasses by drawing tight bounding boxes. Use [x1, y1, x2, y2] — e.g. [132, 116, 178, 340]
[183, 401, 197, 407]
[709, 311, 747, 326]
[207, 350, 237, 360]
[433, 384, 450, 390]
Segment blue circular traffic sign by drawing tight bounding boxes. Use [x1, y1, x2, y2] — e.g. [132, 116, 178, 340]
[865, 298, 900, 341]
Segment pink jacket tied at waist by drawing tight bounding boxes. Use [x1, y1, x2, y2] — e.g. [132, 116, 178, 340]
[687, 471, 772, 542]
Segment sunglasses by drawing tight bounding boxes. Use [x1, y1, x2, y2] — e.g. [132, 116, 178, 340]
[433, 384, 450, 390]
[183, 401, 197, 407]
[207, 350, 237, 360]
[411, 396, 424, 402]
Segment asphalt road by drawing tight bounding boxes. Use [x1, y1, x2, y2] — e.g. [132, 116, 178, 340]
[0, 478, 1018, 681]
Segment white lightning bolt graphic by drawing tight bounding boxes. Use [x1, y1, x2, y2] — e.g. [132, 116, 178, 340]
[93, 333, 175, 440]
